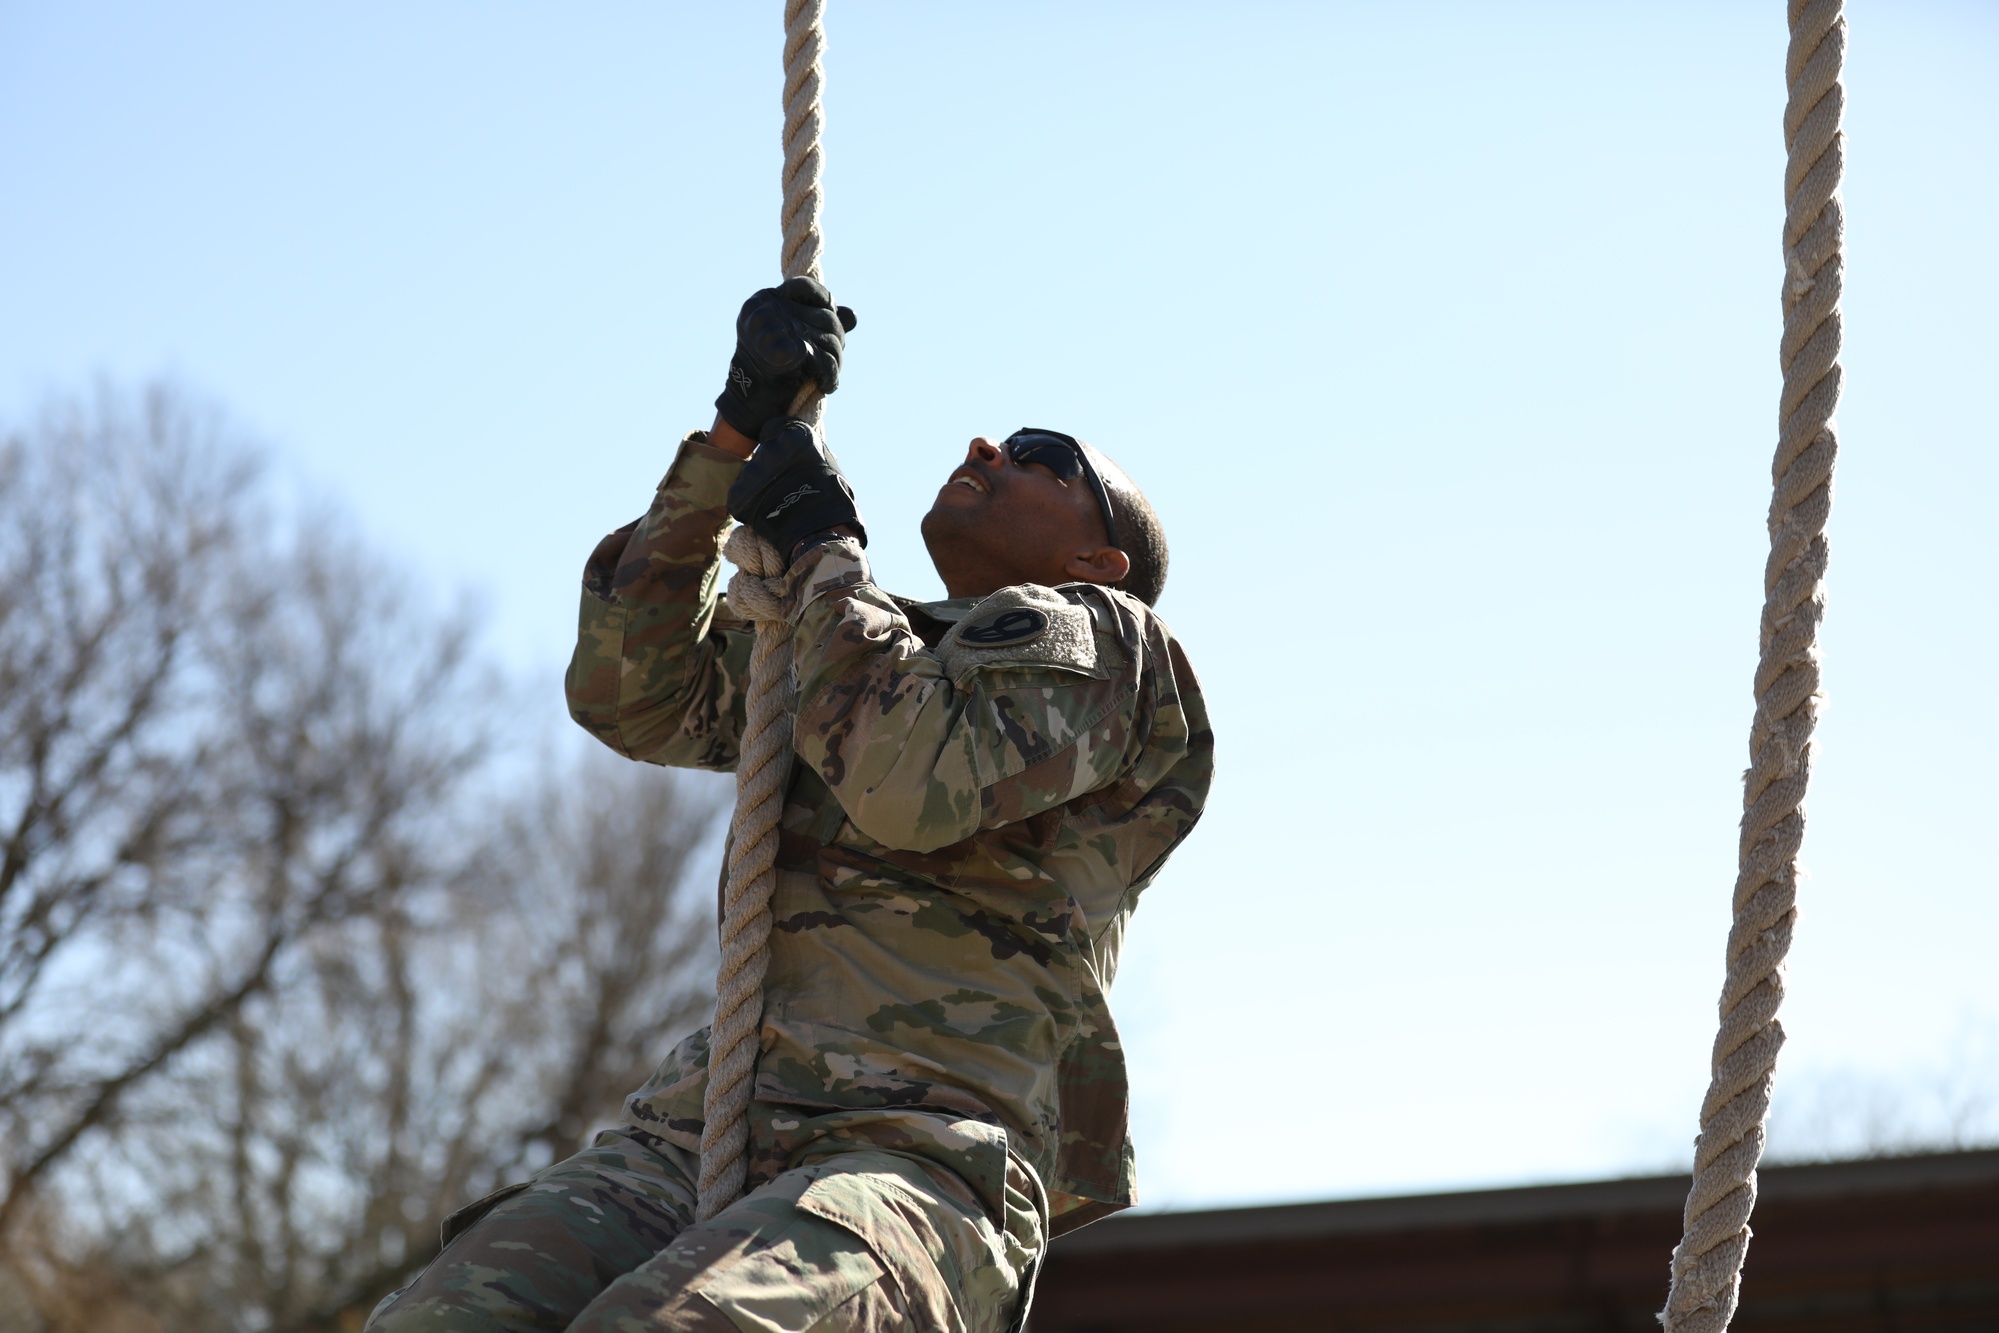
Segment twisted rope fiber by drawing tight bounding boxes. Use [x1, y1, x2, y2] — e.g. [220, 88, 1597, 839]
[697, 526, 793, 1218]
[780, 0, 826, 291]
[1660, 2, 1845, 1329]
[696, 0, 829, 1222]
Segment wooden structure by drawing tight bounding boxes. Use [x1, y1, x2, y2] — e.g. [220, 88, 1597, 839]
[1028, 1149, 1999, 1332]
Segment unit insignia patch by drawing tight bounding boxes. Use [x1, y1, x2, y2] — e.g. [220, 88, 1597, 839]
[957, 607, 1049, 647]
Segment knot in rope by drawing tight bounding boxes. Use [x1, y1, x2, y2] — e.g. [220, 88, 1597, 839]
[724, 526, 790, 623]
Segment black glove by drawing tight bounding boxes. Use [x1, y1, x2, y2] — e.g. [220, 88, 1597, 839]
[727, 418, 867, 557]
[714, 277, 858, 438]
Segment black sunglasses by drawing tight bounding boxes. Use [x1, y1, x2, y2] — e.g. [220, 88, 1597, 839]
[1002, 428, 1121, 551]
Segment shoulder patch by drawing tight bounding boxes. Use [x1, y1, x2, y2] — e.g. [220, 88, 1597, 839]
[940, 584, 1101, 684]
[958, 607, 1048, 647]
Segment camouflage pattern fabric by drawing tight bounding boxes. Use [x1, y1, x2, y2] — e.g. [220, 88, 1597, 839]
[368, 1128, 1037, 1332]
[565, 432, 1213, 1241]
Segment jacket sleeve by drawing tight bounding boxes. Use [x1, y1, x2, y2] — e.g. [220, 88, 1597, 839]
[564, 433, 756, 770]
[778, 538, 1145, 853]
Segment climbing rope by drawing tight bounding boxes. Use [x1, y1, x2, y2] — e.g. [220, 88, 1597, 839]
[779, 0, 827, 304]
[698, 526, 792, 1219]
[697, 0, 828, 1223]
[1660, 2, 1845, 1328]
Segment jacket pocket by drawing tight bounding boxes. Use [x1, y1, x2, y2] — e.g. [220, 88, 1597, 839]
[439, 1179, 532, 1248]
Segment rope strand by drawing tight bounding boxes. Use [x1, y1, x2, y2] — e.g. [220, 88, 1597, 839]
[1659, 2, 1845, 1327]
[696, 0, 829, 1223]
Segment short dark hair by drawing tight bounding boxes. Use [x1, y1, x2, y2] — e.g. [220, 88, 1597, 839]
[1086, 446, 1168, 607]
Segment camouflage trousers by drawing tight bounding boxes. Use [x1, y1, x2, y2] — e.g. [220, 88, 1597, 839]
[367, 1128, 1041, 1333]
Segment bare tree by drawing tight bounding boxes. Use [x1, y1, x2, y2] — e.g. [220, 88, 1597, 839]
[0, 381, 346, 1225]
[78, 749, 722, 1333]
[0, 383, 724, 1333]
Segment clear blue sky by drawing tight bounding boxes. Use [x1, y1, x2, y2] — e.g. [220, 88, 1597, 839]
[3, 1, 1994, 1207]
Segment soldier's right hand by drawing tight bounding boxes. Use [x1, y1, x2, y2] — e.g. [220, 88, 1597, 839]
[713, 277, 858, 438]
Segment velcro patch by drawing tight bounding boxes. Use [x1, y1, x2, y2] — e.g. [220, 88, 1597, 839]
[940, 584, 1099, 684]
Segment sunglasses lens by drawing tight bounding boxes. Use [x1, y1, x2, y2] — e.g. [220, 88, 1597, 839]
[1009, 436, 1084, 479]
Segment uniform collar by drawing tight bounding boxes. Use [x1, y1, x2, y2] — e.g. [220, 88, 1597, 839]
[894, 594, 979, 622]
[891, 594, 981, 648]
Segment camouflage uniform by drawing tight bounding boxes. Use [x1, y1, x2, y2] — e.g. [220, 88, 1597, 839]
[370, 433, 1212, 1332]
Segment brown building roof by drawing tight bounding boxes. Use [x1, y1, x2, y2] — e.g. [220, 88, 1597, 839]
[1029, 1149, 1999, 1332]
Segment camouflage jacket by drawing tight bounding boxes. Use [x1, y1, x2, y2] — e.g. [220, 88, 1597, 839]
[566, 433, 1212, 1236]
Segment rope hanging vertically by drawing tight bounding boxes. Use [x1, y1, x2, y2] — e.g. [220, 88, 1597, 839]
[780, 0, 826, 288]
[696, 0, 829, 1222]
[1660, 2, 1845, 1328]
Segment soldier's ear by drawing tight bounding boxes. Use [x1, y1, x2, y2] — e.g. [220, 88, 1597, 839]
[1063, 545, 1130, 588]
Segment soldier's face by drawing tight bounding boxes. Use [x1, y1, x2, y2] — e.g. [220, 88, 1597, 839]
[920, 436, 1131, 600]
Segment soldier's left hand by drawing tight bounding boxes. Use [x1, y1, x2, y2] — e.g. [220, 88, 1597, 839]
[714, 277, 859, 439]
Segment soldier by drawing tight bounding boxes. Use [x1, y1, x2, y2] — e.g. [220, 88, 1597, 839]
[369, 279, 1213, 1333]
